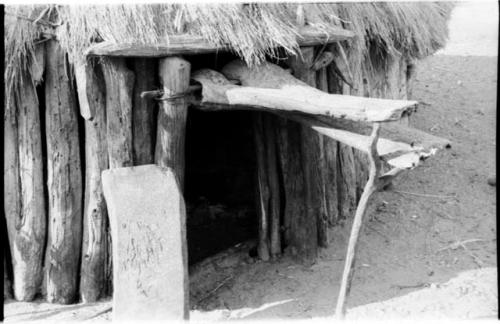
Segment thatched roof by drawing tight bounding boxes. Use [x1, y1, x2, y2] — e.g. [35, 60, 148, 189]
[5, 3, 454, 108]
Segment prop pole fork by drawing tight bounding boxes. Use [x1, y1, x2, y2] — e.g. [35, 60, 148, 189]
[335, 122, 381, 319]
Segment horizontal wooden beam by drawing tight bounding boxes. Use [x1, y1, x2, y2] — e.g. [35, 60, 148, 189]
[190, 66, 449, 169]
[193, 64, 417, 122]
[311, 126, 415, 157]
[85, 26, 355, 58]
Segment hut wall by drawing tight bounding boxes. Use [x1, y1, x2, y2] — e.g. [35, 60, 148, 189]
[3, 39, 415, 303]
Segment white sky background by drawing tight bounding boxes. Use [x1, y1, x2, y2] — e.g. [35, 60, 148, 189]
[436, 1, 499, 56]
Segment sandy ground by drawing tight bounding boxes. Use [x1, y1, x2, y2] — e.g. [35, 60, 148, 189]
[3, 1, 498, 322]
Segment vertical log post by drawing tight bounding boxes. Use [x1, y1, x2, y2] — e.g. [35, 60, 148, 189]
[155, 57, 190, 190]
[4, 257, 12, 299]
[75, 60, 109, 303]
[329, 50, 358, 221]
[264, 115, 281, 257]
[4, 43, 46, 302]
[337, 142, 357, 220]
[102, 59, 135, 169]
[275, 118, 300, 247]
[132, 59, 157, 165]
[101, 57, 135, 295]
[287, 47, 319, 263]
[45, 40, 82, 304]
[316, 65, 339, 242]
[253, 113, 270, 261]
[17, 72, 46, 301]
[4, 93, 21, 299]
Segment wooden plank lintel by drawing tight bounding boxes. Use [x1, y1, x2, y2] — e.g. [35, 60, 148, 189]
[85, 26, 355, 58]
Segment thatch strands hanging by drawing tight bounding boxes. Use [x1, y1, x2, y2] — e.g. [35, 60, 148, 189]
[4, 6, 48, 106]
[5, 3, 453, 108]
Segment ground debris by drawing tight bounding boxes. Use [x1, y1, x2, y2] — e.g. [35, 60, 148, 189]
[435, 238, 487, 253]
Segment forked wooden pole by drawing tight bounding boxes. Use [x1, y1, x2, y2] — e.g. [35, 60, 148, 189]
[335, 122, 381, 319]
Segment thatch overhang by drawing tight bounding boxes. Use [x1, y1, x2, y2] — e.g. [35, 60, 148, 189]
[5, 2, 454, 107]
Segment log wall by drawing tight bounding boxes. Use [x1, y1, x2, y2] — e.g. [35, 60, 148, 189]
[3, 40, 414, 302]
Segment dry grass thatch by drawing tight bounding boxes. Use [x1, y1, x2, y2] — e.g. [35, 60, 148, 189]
[4, 2, 454, 109]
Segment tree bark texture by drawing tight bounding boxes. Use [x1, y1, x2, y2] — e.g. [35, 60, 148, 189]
[155, 57, 190, 190]
[77, 62, 109, 303]
[287, 47, 319, 261]
[275, 117, 299, 247]
[45, 40, 83, 304]
[102, 58, 135, 169]
[132, 59, 158, 165]
[253, 112, 270, 261]
[4, 73, 46, 301]
[329, 50, 360, 219]
[4, 92, 21, 299]
[317, 65, 339, 229]
[263, 114, 281, 257]
[101, 57, 135, 296]
[16, 72, 46, 301]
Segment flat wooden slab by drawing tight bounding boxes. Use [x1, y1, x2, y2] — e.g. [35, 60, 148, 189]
[85, 26, 355, 58]
[193, 66, 417, 123]
[102, 165, 189, 321]
[225, 87, 418, 122]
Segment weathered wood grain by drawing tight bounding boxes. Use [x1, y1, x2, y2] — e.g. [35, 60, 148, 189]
[132, 58, 157, 165]
[155, 57, 190, 190]
[85, 26, 355, 57]
[45, 40, 83, 304]
[77, 61, 109, 303]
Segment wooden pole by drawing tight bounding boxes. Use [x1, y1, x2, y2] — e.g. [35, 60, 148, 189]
[329, 52, 358, 221]
[45, 40, 83, 304]
[132, 58, 157, 165]
[75, 61, 109, 303]
[335, 123, 381, 319]
[4, 92, 21, 299]
[337, 142, 357, 220]
[253, 112, 270, 261]
[102, 58, 135, 169]
[4, 79, 46, 302]
[155, 57, 190, 190]
[275, 119, 304, 249]
[316, 66, 337, 241]
[4, 42, 46, 301]
[16, 72, 46, 301]
[101, 57, 135, 295]
[264, 115, 281, 257]
[287, 47, 319, 262]
[4, 257, 12, 300]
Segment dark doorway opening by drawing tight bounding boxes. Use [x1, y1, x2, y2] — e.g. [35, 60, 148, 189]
[184, 108, 257, 265]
